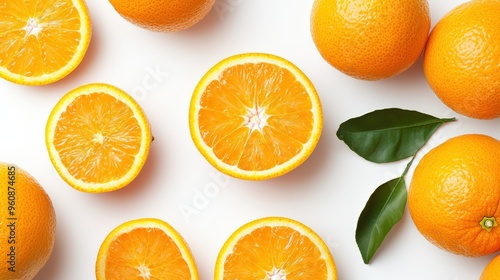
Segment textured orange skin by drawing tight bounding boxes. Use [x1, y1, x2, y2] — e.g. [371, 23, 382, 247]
[409, 134, 500, 257]
[423, 0, 500, 119]
[481, 254, 500, 280]
[109, 0, 216, 32]
[310, 0, 430, 80]
[0, 163, 56, 280]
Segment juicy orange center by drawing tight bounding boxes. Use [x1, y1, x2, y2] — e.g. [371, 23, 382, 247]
[53, 92, 142, 183]
[25, 18, 43, 37]
[0, 0, 83, 76]
[223, 226, 328, 279]
[245, 105, 268, 131]
[105, 227, 191, 279]
[198, 62, 314, 171]
[267, 268, 286, 280]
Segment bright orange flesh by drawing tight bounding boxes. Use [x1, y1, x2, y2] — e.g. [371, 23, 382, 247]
[423, 0, 500, 119]
[409, 134, 500, 257]
[0, 0, 91, 85]
[200, 63, 313, 170]
[105, 228, 191, 278]
[54, 93, 141, 183]
[46, 83, 151, 193]
[215, 217, 337, 279]
[190, 53, 323, 180]
[96, 218, 199, 280]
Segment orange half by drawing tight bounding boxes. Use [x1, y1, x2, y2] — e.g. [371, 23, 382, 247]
[96, 218, 199, 280]
[189, 53, 323, 180]
[0, 0, 92, 85]
[45, 83, 152, 193]
[215, 216, 337, 279]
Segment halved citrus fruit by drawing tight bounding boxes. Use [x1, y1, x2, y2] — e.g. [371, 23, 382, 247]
[189, 53, 323, 180]
[96, 218, 199, 280]
[215, 216, 337, 279]
[45, 83, 152, 193]
[0, 0, 92, 85]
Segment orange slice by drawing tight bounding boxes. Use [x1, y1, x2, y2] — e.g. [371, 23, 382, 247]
[96, 218, 199, 280]
[45, 83, 152, 193]
[0, 0, 92, 85]
[215, 216, 337, 279]
[189, 53, 323, 180]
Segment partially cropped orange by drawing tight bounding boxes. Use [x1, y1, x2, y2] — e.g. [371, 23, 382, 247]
[409, 134, 500, 257]
[0, 163, 56, 280]
[189, 53, 323, 180]
[45, 83, 152, 193]
[96, 218, 199, 280]
[0, 0, 91, 85]
[423, 0, 500, 119]
[481, 254, 500, 280]
[108, 0, 216, 32]
[215, 216, 337, 279]
[310, 0, 430, 80]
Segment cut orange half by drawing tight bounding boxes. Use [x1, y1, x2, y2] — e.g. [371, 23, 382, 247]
[45, 83, 152, 193]
[189, 53, 323, 180]
[215, 216, 337, 279]
[0, 0, 92, 85]
[96, 218, 199, 280]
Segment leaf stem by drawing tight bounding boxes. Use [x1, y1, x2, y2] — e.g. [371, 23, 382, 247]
[402, 154, 416, 177]
[346, 108, 457, 264]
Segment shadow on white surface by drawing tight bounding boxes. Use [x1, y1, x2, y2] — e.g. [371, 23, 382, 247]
[33, 140, 163, 279]
[33, 222, 69, 280]
[93, 139, 164, 204]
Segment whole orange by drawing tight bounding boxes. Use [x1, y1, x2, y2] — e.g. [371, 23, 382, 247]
[408, 134, 500, 257]
[0, 163, 56, 280]
[423, 0, 500, 119]
[481, 254, 500, 280]
[108, 0, 216, 32]
[310, 0, 430, 80]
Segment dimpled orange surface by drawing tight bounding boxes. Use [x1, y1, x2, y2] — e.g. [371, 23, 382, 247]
[311, 0, 430, 80]
[0, 163, 56, 280]
[108, 0, 216, 32]
[423, 0, 500, 119]
[409, 134, 500, 257]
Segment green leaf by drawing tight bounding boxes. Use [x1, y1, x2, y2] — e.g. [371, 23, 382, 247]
[356, 176, 407, 264]
[336, 108, 455, 163]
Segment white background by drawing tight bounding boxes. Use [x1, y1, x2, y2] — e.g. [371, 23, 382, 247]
[1, 0, 499, 279]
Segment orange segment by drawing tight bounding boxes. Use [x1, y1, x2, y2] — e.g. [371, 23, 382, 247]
[45, 83, 152, 193]
[0, 0, 91, 85]
[96, 218, 199, 280]
[189, 53, 323, 180]
[215, 216, 337, 279]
